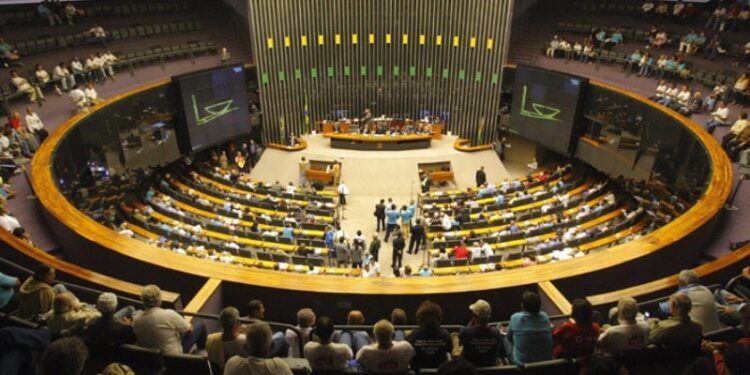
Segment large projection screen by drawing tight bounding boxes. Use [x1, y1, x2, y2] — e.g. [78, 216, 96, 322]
[173, 65, 250, 154]
[508, 65, 588, 155]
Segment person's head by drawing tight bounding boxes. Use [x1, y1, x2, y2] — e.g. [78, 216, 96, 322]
[296, 308, 316, 328]
[668, 292, 692, 319]
[245, 322, 273, 357]
[35, 64, 43, 71]
[25, 106, 34, 115]
[391, 308, 407, 325]
[96, 292, 118, 315]
[615, 297, 639, 324]
[33, 263, 55, 284]
[313, 316, 335, 343]
[719, 101, 727, 108]
[219, 306, 241, 336]
[416, 300, 443, 330]
[391, 203, 397, 210]
[10, 70, 18, 77]
[247, 299, 265, 319]
[372, 233, 378, 240]
[347, 310, 365, 325]
[436, 357, 478, 375]
[521, 290, 541, 314]
[373, 319, 394, 346]
[469, 299, 491, 325]
[53, 292, 76, 314]
[42, 337, 88, 375]
[571, 299, 594, 326]
[678, 269, 700, 287]
[740, 112, 748, 120]
[140, 284, 162, 308]
[724, 343, 750, 375]
[379, 199, 384, 204]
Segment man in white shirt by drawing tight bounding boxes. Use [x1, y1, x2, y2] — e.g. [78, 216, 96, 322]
[69, 84, 89, 112]
[84, 83, 100, 105]
[225, 322, 293, 375]
[102, 51, 118, 78]
[705, 101, 731, 134]
[132, 284, 207, 355]
[670, 85, 691, 110]
[285, 308, 315, 358]
[52, 63, 75, 91]
[85, 54, 105, 82]
[0, 205, 21, 232]
[87, 25, 107, 46]
[337, 181, 349, 206]
[356, 319, 414, 373]
[70, 57, 90, 82]
[304, 316, 352, 371]
[597, 297, 649, 353]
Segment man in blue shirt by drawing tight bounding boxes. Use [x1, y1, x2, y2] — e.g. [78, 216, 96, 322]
[399, 205, 414, 236]
[281, 224, 294, 239]
[385, 204, 400, 242]
[505, 291, 553, 365]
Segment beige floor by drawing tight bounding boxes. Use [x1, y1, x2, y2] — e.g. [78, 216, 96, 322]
[251, 134, 518, 276]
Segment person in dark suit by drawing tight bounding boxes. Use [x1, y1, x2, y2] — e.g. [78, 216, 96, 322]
[408, 218, 425, 254]
[391, 232, 405, 269]
[420, 172, 432, 193]
[475, 166, 487, 187]
[374, 199, 386, 232]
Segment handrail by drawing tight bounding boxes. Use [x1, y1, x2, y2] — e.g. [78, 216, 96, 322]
[267, 138, 307, 151]
[453, 138, 493, 152]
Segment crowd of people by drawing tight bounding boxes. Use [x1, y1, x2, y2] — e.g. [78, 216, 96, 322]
[1, 264, 749, 374]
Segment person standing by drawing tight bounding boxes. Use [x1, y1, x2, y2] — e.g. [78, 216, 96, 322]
[420, 172, 432, 193]
[299, 157, 310, 188]
[475, 166, 487, 187]
[527, 158, 538, 175]
[384, 204, 399, 242]
[220, 47, 231, 66]
[369, 234, 381, 261]
[248, 139, 258, 167]
[374, 199, 386, 232]
[399, 205, 413, 237]
[351, 230, 366, 269]
[408, 219, 425, 255]
[331, 162, 341, 185]
[337, 181, 349, 206]
[391, 232, 405, 269]
[334, 237, 350, 267]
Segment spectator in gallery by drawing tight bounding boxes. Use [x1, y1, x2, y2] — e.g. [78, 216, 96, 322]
[459, 299, 503, 367]
[407, 300, 452, 371]
[553, 299, 600, 358]
[41, 336, 88, 375]
[304, 316, 353, 371]
[132, 284, 207, 355]
[597, 297, 649, 353]
[650, 293, 703, 350]
[86, 292, 137, 346]
[10, 70, 44, 104]
[545, 35, 560, 58]
[286, 308, 316, 358]
[53, 62, 75, 92]
[17, 263, 59, 319]
[705, 101, 731, 135]
[505, 291, 553, 365]
[37, 1, 63, 26]
[44, 292, 101, 334]
[0, 270, 19, 312]
[356, 319, 415, 374]
[224, 322, 293, 375]
[207, 307, 247, 369]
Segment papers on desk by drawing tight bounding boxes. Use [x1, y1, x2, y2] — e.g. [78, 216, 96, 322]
[314, 248, 322, 255]
[479, 263, 497, 272]
[278, 262, 289, 270]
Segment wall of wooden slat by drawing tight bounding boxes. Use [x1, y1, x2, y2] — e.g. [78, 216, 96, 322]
[248, 0, 513, 145]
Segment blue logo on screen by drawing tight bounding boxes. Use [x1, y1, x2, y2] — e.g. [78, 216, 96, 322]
[232, 66, 243, 73]
[569, 78, 580, 86]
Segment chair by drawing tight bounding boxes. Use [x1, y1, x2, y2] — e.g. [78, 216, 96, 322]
[472, 256, 488, 264]
[291, 255, 307, 265]
[256, 251, 272, 261]
[435, 259, 453, 268]
[117, 344, 163, 374]
[306, 257, 325, 267]
[161, 352, 213, 375]
[271, 253, 289, 263]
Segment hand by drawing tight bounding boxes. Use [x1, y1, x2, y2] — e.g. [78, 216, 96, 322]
[717, 305, 734, 316]
[725, 293, 742, 304]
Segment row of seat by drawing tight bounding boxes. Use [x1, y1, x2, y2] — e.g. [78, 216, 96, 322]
[0, 0, 190, 26]
[11, 20, 203, 57]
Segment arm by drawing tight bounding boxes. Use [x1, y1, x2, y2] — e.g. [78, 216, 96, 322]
[0, 272, 18, 288]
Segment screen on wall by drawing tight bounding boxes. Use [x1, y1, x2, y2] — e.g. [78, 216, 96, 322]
[173, 65, 250, 153]
[508, 65, 588, 155]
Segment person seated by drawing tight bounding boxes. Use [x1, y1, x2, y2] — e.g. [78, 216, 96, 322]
[641, 0, 655, 16]
[706, 102, 732, 135]
[10, 70, 44, 104]
[132, 284, 207, 355]
[335, 310, 372, 354]
[17, 264, 66, 320]
[659, 270, 722, 334]
[651, 31, 669, 49]
[505, 291, 553, 365]
[69, 84, 89, 112]
[224, 322, 293, 375]
[597, 297, 649, 353]
[545, 36, 560, 58]
[85, 292, 136, 346]
[356, 319, 415, 374]
[679, 91, 703, 117]
[0, 37, 21, 68]
[43, 292, 101, 334]
[459, 299, 503, 367]
[285, 308, 315, 358]
[704, 305, 750, 375]
[553, 299, 600, 358]
[304, 316, 353, 371]
[650, 293, 703, 352]
[86, 25, 107, 46]
[41, 336, 88, 375]
[207, 307, 248, 369]
[669, 85, 691, 111]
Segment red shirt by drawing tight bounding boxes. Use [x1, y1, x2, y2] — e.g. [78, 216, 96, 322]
[552, 321, 600, 358]
[453, 245, 469, 259]
[9, 117, 21, 130]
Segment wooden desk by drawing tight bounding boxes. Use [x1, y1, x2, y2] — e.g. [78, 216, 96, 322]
[429, 171, 454, 183]
[306, 169, 334, 185]
[324, 133, 432, 151]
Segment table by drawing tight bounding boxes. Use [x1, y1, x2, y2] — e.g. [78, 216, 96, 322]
[323, 133, 432, 151]
[316, 120, 444, 139]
